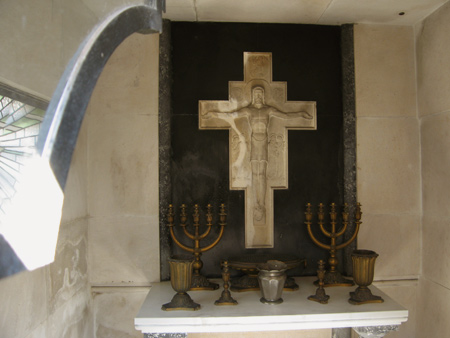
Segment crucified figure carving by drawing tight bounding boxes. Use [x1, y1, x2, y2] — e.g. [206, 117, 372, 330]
[202, 86, 313, 225]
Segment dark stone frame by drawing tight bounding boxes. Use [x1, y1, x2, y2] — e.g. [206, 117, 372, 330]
[158, 22, 357, 280]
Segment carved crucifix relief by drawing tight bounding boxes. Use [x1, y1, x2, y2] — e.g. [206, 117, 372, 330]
[199, 52, 317, 248]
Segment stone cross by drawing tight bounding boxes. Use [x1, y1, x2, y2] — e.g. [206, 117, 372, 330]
[199, 52, 316, 248]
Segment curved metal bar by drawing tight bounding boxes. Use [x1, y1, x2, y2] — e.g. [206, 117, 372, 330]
[306, 224, 330, 251]
[0, 1, 164, 278]
[169, 227, 194, 253]
[182, 226, 196, 241]
[37, 1, 164, 190]
[201, 225, 225, 252]
[336, 221, 361, 250]
[319, 223, 332, 238]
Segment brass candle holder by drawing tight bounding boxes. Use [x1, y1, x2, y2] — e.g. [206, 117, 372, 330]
[167, 203, 226, 290]
[349, 250, 384, 305]
[308, 260, 330, 304]
[305, 202, 362, 287]
[215, 260, 238, 306]
[162, 256, 200, 311]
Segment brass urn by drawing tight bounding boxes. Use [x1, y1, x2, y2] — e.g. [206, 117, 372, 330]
[349, 250, 384, 305]
[162, 256, 200, 311]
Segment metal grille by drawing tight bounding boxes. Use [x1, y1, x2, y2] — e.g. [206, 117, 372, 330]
[0, 95, 44, 213]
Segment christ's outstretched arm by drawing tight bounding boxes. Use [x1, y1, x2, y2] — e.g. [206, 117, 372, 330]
[202, 107, 251, 120]
[268, 107, 313, 120]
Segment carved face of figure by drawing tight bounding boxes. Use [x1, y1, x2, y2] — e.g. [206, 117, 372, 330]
[252, 86, 265, 105]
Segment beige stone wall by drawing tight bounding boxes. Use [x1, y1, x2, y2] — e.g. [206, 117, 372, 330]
[0, 112, 91, 337]
[86, 32, 160, 287]
[86, 32, 160, 337]
[416, 1, 450, 337]
[353, 24, 420, 338]
[0, 0, 146, 100]
[0, 0, 92, 99]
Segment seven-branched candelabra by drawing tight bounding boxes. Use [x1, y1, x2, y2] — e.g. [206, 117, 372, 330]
[167, 203, 227, 290]
[305, 202, 362, 287]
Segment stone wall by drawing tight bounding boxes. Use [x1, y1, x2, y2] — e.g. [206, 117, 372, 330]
[416, 1, 450, 336]
[86, 32, 160, 337]
[0, 112, 92, 337]
[0, 0, 144, 100]
[353, 24, 420, 338]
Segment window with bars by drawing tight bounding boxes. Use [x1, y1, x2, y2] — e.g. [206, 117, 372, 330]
[0, 95, 46, 213]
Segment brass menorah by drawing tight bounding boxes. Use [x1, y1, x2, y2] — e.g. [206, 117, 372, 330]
[305, 202, 362, 287]
[167, 203, 227, 291]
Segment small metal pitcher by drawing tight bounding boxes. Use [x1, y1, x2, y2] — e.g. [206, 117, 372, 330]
[257, 260, 288, 304]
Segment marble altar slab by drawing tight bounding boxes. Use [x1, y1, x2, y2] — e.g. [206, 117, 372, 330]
[135, 277, 408, 334]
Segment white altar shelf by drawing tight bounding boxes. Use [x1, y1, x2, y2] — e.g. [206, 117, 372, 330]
[135, 277, 408, 334]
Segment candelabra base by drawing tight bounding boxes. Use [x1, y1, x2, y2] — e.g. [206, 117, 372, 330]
[190, 274, 219, 291]
[314, 270, 354, 287]
[308, 288, 330, 304]
[349, 286, 384, 305]
[162, 293, 201, 311]
[214, 290, 238, 306]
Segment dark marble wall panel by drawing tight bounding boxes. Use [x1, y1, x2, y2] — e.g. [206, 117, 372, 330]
[341, 24, 357, 276]
[159, 20, 173, 281]
[160, 22, 356, 279]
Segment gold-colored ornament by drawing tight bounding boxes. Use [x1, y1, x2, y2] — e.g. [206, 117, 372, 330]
[167, 203, 226, 290]
[162, 256, 200, 311]
[305, 202, 362, 287]
[308, 259, 330, 304]
[215, 260, 238, 306]
[349, 250, 384, 305]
